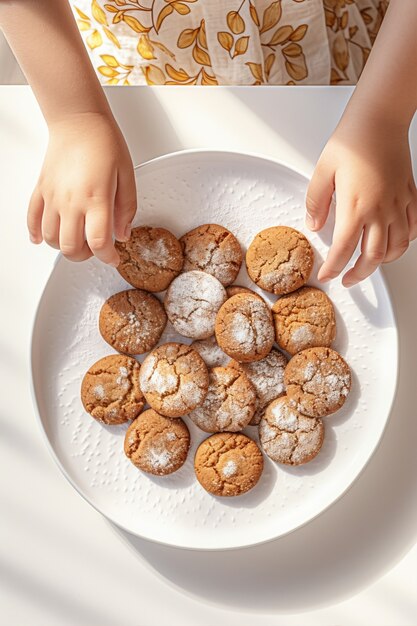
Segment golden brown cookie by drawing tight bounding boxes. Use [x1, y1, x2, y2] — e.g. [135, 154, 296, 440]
[190, 335, 229, 369]
[81, 355, 145, 425]
[272, 286, 336, 355]
[226, 285, 263, 299]
[215, 293, 275, 363]
[124, 409, 190, 475]
[139, 342, 209, 417]
[115, 226, 183, 292]
[164, 270, 227, 339]
[259, 396, 324, 465]
[194, 432, 263, 497]
[180, 224, 242, 286]
[284, 347, 351, 418]
[246, 226, 314, 295]
[188, 366, 256, 433]
[99, 289, 167, 355]
[229, 347, 288, 425]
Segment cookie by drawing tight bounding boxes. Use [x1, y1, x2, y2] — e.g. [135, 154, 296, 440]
[246, 226, 314, 295]
[259, 396, 324, 465]
[115, 226, 184, 292]
[164, 270, 227, 339]
[272, 286, 336, 355]
[180, 223, 242, 286]
[284, 347, 351, 417]
[124, 409, 190, 475]
[226, 285, 263, 299]
[99, 289, 167, 355]
[194, 432, 263, 497]
[139, 342, 209, 417]
[81, 354, 145, 425]
[230, 347, 288, 425]
[215, 293, 275, 363]
[191, 335, 229, 369]
[188, 366, 256, 433]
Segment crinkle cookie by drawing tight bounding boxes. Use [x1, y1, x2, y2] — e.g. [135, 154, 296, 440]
[124, 409, 190, 475]
[259, 396, 324, 465]
[81, 354, 145, 425]
[139, 342, 209, 417]
[190, 335, 229, 369]
[115, 226, 183, 292]
[188, 366, 256, 433]
[180, 223, 242, 286]
[246, 226, 314, 295]
[194, 432, 264, 497]
[164, 270, 227, 339]
[99, 289, 167, 355]
[230, 347, 287, 425]
[272, 286, 336, 355]
[284, 347, 351, 418]
[215, 293, 274, 363]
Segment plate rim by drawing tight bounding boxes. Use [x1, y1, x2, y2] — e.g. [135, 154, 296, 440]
[29, 148, 399, 551]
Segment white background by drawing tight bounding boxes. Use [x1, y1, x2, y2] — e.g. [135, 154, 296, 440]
[0, 85, 416, 626]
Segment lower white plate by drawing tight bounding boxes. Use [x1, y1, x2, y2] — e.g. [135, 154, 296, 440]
[31, 150, 398, 550]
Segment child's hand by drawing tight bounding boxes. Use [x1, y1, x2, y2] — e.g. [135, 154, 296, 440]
[306, 115, 417, 287]
[27, 112, 137, 266]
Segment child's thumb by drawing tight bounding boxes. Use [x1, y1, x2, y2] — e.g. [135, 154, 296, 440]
[305, 166, 334, 232]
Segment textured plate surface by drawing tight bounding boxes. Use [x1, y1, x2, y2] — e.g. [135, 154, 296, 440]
[31, 150, 398, 550]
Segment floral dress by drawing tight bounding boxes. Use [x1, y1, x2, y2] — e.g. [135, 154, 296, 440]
[72, 0, 388, 85]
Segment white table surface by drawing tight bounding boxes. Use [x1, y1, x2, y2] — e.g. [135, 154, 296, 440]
[1, 85, 416, 626]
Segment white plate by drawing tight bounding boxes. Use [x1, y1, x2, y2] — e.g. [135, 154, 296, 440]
[31, 150, 398, 550]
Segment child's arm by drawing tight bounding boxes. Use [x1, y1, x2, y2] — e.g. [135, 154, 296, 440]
[306, 0, 417, 287]
[0, 0, 136, 266]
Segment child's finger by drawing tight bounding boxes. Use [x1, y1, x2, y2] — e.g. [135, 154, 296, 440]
[27, 188, 44, 244]
[317, 215, 362, 282]
[305, 166, 334, 231]
[85, 207, 120, 266]
[41, 207, 60, 249]
[342, 223, 388, 287]
[113, 168, 137, 242]
[406, 202, 417, 240]
[60, 213, 93, 262]
[383, 218, 410, 263]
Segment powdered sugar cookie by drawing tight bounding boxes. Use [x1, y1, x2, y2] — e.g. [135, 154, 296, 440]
[99, 289, 167, 355]
[124, 409, 190, 475]
[180, 223, 242, 286]
[188, 366, 256, 433]
[246, 226, 314, 295]
[81, 354, 145, 425]
[115, 226, 184, 292]
[164, 270, 227, 339]
[194, 432, 264, 497]
[284, 347, 351, 418]
[191, 335, 229, 369]
[259, 396, 324, 465]
[230, 347, 288, 425]
[139, 342, 209, 417]
[272, 286, 336, 355]
[215, 293, 274, 362]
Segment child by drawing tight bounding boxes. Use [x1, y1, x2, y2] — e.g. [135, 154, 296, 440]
[0, 0, 415, 287]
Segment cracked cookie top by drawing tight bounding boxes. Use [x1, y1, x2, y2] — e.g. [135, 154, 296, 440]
[115, 226, 184, 292]
[124, 409, 190, 475]
[259, 396, 324, 465]
[229, 347, 288, 425]
[180, 223, 242, 286]
[284, 347, 351, 418]
[188, 366, 256, 433]
[190, 335, 229, 369]
[99, 289, 167, 355]
[164, 270, 227, 339]
[246, 226, 314, 295]
[139, 342, 209, 417]
[194, 432, 264, 497]
[272, 286, 336, 355]
[215, 293, 275, 363]
[81, 354, 145, 425]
